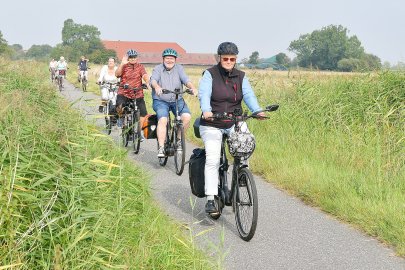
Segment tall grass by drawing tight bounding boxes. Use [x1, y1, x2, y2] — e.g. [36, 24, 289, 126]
[249, 70, 405, 256]
[0, 58, 214, 269]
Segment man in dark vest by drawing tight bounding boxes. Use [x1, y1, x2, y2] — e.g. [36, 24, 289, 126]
[198, 42, 265, 214]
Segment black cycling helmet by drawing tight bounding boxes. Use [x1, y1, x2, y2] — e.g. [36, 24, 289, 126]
[127, 49, 138, 57]
[162, 48, 178, 58]
[217, 42, 239, 55]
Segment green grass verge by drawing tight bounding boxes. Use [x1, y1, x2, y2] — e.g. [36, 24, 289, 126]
[0, 58, 215, 269]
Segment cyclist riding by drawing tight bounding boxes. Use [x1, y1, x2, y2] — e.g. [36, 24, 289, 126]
[78, 56, 89, 83]
[115, 49, 150, 131]
[49, 58, 57, 82]
[198, 41, 265, 214]
[56, 56, 68, 78]
[97, 57, 118, 113]
[150, 48, 197, 158]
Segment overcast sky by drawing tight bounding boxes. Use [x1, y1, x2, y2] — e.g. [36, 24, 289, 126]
[1, 0, 404, 63]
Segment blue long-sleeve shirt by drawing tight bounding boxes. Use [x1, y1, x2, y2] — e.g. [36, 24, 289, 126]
[198, 70, 262, 113]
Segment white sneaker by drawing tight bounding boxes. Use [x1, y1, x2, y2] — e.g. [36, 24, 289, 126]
[157, 146, 165, 158]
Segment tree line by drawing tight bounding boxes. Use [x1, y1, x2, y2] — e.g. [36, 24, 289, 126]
[0, 19, 116, 64]
[0, 22, 403, 71]
[243, 25, 402, 72]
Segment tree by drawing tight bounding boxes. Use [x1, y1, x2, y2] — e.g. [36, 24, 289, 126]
[0, 30, 8, 55]
[26, 44, 53, 60]
[248, 51, 259, 64]
[56, 19, 116, 63]
[288, 25, 377, 71]
[276, 53, 291, 67]
[8, 44, 25, 60]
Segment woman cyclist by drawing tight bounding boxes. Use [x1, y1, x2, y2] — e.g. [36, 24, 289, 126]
[97, 57, 118, 113]
[198, 42, 265, 214]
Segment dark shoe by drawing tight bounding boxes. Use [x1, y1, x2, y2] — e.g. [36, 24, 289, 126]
[98, 105, 104, 113]
[205, 200, 217, 214]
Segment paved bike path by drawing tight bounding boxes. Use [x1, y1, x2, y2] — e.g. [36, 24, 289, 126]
[60, 82, 405, 270]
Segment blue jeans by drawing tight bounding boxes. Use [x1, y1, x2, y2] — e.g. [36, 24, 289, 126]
[152, 98, 191, 120]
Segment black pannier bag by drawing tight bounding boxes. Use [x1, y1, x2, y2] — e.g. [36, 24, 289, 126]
[188, 148, 206, 198]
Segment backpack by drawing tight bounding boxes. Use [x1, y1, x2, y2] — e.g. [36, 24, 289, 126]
[188, 148, 206, 198]
[142, 114, 157, 139]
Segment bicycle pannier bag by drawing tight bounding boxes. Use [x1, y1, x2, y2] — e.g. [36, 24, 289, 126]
[188, 148, 206, 198]
[142, 114, 157, 139]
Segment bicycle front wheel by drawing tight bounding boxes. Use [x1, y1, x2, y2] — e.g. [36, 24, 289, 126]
[132, 114, 141, 154]
[104, 104, 112, 135]
[233, 167, 258, 241]
[173, 124, 185, 175]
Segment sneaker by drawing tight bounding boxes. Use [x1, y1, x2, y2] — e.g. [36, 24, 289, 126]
[157, 146, 165, 158]
[140, 134, 145, 142]
[176, 140, 182, 150]
[98, 105, 104, 113]
[205, 200, 217, 214]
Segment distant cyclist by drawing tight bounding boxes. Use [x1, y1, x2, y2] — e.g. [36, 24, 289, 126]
[150, 48, 197, 157]
[97, 57, 118, 113]
[78, 56, 89, 83]
[115, 49, 150, 130]
[56, 56, 68, 78]
[49, 58, 57, 82]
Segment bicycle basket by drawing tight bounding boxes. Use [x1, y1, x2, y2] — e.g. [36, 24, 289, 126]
[58, 70, 66, 75]
[227, 130, 256, 159]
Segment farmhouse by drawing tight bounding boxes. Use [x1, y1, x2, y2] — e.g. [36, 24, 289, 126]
[102, 40, 217, 66]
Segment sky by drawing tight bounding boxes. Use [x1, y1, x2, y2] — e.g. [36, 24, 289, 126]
[1, 0, 404, 64]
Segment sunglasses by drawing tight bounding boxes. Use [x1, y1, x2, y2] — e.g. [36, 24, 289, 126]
[222, 57, 236, 62]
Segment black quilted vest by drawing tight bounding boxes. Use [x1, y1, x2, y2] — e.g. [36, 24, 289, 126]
[200, 64, 245, 129]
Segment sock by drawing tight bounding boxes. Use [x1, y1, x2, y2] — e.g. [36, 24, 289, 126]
[207, 195, 214, 201]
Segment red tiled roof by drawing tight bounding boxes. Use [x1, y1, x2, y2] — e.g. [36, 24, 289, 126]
[102, 40, 186, 58]
[102, 40, 217, 66]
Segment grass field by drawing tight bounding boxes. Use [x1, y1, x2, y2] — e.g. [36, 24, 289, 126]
[0, 59, 216, 269]
[74, 63, 404, 257]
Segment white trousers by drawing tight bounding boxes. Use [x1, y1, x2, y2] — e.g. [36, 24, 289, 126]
[79, 70, 88, 79]
[200, 123, 249, 196]
[100, 87, 117, 105]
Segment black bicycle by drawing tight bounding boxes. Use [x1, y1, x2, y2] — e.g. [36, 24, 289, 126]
[157, 88, 193, 175]
[121, 84, 147, 154]
[99, 81, 118, 135]
[200, 105, 279, 241]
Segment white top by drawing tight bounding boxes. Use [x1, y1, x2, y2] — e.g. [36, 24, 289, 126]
[98, 65, 118, 83]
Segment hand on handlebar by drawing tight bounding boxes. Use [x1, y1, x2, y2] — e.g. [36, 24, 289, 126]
[155, 86, 163, 96]
[202, 111, 213, 120]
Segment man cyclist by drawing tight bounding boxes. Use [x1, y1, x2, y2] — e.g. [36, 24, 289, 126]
[150, 48, 197, 157]
[78, 56, 89, 83]
[115, 49, 150, 132]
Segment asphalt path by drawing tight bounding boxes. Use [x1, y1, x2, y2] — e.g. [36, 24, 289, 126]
[59, 80, 405, 270]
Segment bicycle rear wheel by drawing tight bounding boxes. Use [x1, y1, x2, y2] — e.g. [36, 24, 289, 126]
[233, 167, 258, 241]
[173, 124, 185, 175]
[82, 78, 87, 91]
[133, 113, 141, 154]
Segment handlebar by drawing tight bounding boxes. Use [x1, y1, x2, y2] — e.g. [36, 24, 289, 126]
[121, 83, 148, 91]
[161, 88, 193, 95]
[208, 104, 279, 121]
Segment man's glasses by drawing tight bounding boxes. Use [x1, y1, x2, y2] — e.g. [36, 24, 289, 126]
[222, 57, 236, 62]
